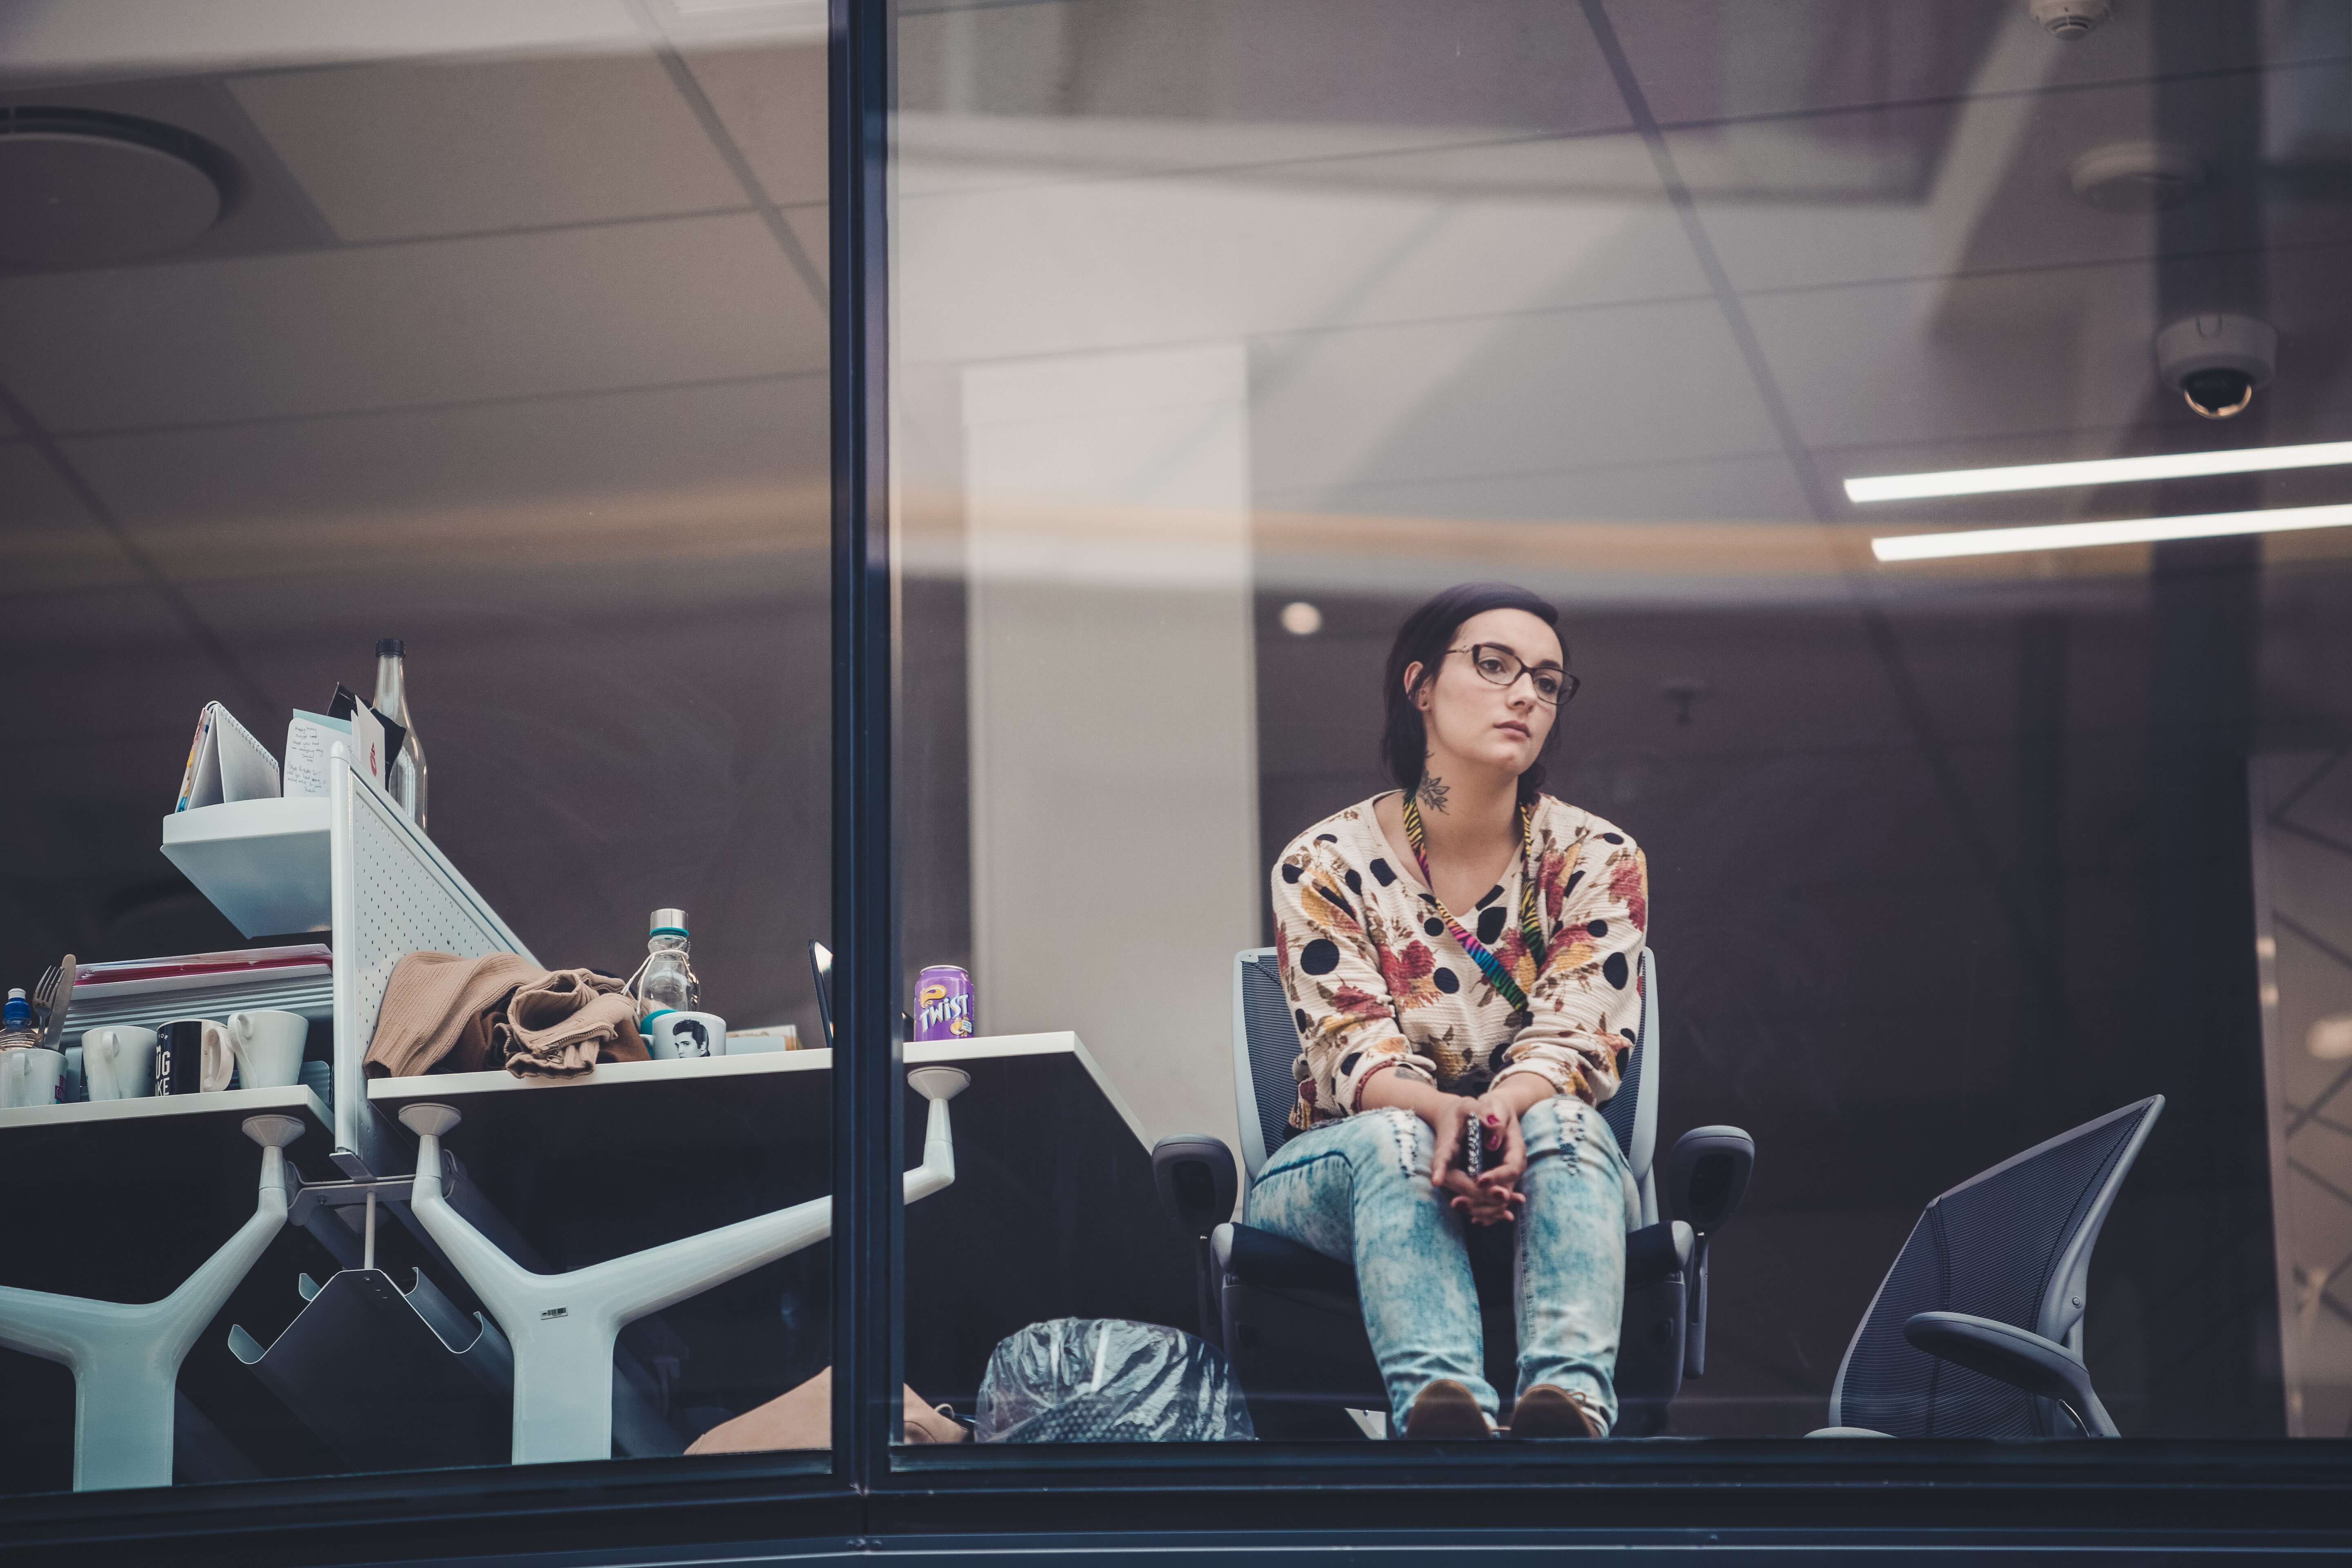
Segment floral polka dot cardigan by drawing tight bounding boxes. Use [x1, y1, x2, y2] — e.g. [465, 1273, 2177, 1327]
[1271, 791, 1649, 1131]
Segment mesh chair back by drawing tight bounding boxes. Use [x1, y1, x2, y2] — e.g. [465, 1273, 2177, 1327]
[1599, 947, 1658, 1174]
[1234, 950, 1304, 1176]
[1830, 1096, 2163, 1437]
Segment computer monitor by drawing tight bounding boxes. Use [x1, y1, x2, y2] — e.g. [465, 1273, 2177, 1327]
[808, 940, 834, 1048]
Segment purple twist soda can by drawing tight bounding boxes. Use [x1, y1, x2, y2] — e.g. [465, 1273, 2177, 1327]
[913, 965, 974, 1041]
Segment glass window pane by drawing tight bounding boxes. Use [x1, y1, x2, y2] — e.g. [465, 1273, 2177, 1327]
[889, 0, 2352, 1449]
[0, 2, 835, 1494]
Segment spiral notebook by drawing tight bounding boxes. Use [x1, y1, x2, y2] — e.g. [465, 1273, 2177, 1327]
[172, 701, 283, 812]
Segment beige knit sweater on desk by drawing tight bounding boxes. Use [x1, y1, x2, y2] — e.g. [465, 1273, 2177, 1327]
[365, 951, 648, 1078]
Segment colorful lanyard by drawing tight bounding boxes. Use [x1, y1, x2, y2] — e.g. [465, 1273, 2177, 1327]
[1401, 790, 1548, 1012]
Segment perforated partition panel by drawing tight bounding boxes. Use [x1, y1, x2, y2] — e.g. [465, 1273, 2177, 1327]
[1832, 1097, 2159, 1436]
[330, 752, 535, 1177]
[1238, 951, 1303, 1174]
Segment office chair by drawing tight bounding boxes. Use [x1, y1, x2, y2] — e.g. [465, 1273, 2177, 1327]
[1154, 947, 1752, 1437]
[1811, 1095, 2163, 1438]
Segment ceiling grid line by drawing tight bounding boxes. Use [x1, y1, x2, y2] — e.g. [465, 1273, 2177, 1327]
[628, 0, 829, 311]
[46, 366, 828, 446]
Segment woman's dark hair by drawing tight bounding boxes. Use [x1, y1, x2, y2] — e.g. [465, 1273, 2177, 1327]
[1381, 583, 1564, 806]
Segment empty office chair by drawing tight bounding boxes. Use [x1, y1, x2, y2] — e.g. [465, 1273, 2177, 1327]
[1812, 1095, 2163, 1439]
[1154, 947, 1752, 1437]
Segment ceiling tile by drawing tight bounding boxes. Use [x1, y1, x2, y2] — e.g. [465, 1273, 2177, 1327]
[1250, 296, 1780, 497]
[899, 147, 1706, 365]
[0, 1, 642, 82]
[1610, 0, 2338, 126]
[63, 376, 829, 628]
[902, 0, 1628, 136]
[0, 213, 825, 432]
[684, 42, 828, 207]
[1265, 450, 1811, 523]
[1742, 263, 2159, 454]
[0, 443, 147, 640]
[1680, 67, 2352, 294]
[228, 52, 748, 241]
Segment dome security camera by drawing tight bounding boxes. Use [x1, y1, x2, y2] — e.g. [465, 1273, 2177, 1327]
[2155, 313, 2276, 420]
[2030, 0, 2112, 40]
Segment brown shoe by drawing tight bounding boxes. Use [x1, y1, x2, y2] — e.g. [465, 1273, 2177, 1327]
[1509, 1384, 1606, 1438]
[1403, 1378, 1492, 1439]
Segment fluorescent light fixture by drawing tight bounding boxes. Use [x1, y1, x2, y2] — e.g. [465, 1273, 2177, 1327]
[1845, 439, 2352, 503]
[1871, 501, 2352, 562]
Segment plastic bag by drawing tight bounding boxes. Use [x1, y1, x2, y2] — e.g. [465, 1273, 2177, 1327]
[975, 1318, 1255, 1442]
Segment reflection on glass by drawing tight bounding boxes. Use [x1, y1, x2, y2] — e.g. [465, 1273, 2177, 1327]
[0, 2, 833, 1492]
[891, 0, 2352, 1444]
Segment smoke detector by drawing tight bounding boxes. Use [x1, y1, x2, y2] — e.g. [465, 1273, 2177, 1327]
[2069, 142, 2203, 212]
[2030, 0, 2112, 40]
[0, 107, 223, 270]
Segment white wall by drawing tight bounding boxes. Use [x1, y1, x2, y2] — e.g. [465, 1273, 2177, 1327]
[962, 343, 1258, 1153]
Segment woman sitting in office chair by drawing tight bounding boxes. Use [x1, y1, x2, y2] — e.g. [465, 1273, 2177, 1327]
[1257, 582, 1644, 1440]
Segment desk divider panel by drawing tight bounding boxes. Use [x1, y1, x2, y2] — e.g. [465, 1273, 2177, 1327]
[328, 746, 536, 1179]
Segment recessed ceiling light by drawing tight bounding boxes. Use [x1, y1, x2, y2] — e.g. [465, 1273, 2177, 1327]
[1871, 501, 2352, 562]
[1279, 601, 1323, 636]
[1845, 439, 2352, 503]
[0, 107, 223, 269]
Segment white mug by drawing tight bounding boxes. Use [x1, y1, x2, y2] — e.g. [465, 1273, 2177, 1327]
[226, 1010, 308, 1089]
[0, 1047, 66, 1108]
[82, 1026, 158, 1101]
[646, 1010, 726, 1060]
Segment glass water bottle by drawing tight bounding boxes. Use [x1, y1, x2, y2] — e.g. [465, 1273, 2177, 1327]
[640, 910, 697, 1020]
[372, 637, 428, 829]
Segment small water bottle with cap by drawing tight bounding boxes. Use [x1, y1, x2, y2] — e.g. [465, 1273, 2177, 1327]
[0, 988, 36, 1050]
[636, 910, 698, 1029]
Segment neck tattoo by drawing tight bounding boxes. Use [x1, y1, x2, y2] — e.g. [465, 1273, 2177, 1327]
[1417, 773, 1450, 813]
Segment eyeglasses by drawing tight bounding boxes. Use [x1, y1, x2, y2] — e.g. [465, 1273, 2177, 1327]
[1450, 644, 1579, 706]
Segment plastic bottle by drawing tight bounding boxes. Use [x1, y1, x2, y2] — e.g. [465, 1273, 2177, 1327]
[0, 988, 36, 1049]
[638, 909, 698, 1023]
[372, 637, 428, 830]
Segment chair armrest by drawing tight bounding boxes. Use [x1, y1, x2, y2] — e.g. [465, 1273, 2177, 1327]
[1152, 1136, 1238, 1238]
[1902, 1311, 2118, 1436]
[1666, 1126, 1753, 1234]
[1666, 1127, 1750, 1382]
[1624, 1220, 1692, 1292]
[1154, 1138, 1238, 1349]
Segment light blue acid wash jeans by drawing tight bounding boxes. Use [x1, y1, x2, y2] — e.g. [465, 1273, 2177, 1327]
[1243, 1094, 1632, 1432]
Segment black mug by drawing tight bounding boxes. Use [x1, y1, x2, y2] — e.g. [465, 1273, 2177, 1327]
[154, 1018, 230, 1096]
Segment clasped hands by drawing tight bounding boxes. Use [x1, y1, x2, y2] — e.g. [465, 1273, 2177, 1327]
[1358, 1067, 1554, 1227]
[1431, 1091, 1528, 1226]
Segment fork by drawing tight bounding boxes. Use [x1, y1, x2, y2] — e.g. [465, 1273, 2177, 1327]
[30, 962, 59, 1026]
[33, 955, 74, 1050]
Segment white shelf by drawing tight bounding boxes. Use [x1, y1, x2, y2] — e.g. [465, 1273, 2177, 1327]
[160, 797, 332, 938]
[0, 1084, 330, 1136]
[367, 1048, 829, 1107]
